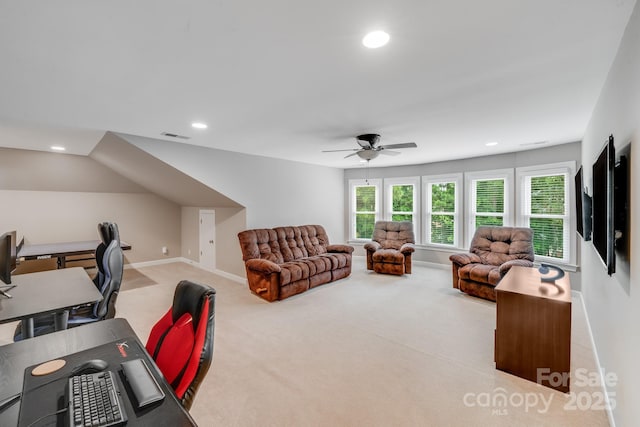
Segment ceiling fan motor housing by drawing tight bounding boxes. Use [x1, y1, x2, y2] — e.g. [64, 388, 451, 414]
[357, 133, 381, 147]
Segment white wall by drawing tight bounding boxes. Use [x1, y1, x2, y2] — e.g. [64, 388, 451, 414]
[124, 135, 346, 244]
[580, 2, 640, 425]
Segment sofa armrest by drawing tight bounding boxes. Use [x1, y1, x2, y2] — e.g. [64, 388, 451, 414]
[245, 258, 282, 274]
[400, 243, 415, 254]
[499, 259, 534, 276]
[327, 244, 354, 254]
[364, 241, 381, 252]
[449, 253, 482, 266]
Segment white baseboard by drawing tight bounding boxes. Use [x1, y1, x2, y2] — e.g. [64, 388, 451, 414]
[572, 290, 616, 427]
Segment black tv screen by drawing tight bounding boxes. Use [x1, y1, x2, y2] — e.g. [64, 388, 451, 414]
[574, 167, 592, 241]
[592, 135, 615, 275]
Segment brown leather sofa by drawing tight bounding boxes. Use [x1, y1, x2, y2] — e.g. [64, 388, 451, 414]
[449, 226, 534, 301]
[237, 225, 354, 302]
[364, 221, 415, 275]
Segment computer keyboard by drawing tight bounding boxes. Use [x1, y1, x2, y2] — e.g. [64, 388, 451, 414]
[67, 371, 128, 427]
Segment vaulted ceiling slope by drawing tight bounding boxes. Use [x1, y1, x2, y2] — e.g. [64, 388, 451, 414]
[0, 1, 636, 168]
[90, 133, 242, 208]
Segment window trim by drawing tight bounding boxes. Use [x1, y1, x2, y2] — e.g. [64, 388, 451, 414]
[383, 176, 420, 240]
[349, 178, 382, 242]
[516, 161, 575, 265]
[422, 173, 463, 248]
[464, 168, 514, 247]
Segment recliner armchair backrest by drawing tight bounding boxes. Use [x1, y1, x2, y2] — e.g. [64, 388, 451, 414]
[372, 221, 415, 249]
[470, 226, 534, 266]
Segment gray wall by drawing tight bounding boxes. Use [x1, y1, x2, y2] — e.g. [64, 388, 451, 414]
[580, 2, 640, 425]
[0, 148, 182, 264]
[180, 206, 246, 276]
[124, 135, 346, 277]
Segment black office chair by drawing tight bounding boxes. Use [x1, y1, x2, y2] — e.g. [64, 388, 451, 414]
[13, 222, 124, 341]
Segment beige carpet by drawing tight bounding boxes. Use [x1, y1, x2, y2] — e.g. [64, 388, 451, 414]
[114, 259, 609, 427]
[0, 259, 610, 426]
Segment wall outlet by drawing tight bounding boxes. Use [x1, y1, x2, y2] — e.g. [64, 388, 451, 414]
[188, 249, 191, 256]
[162, 246, 168, 255]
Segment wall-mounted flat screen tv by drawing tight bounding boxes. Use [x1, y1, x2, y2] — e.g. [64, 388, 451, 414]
[592, 135, 615, 275]
[574, 166, 592, 241]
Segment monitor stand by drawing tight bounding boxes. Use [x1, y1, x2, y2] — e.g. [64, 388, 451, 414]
[0, 285, 16, 298]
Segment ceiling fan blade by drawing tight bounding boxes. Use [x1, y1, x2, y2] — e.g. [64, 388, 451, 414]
[380, 142, 417, 150]
[322, 148, 359, 153]
[344, 152, 360, 158]
[380, 150, 401, 156]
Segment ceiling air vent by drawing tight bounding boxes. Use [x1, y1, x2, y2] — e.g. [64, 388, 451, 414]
[161, 132, 190, 140]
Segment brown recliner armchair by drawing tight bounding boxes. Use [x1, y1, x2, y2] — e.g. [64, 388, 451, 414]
[449, 226, 534, 301]
[364, 221, 415, 275]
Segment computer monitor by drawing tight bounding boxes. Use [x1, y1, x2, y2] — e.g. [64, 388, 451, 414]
[0, 230, 17, 285]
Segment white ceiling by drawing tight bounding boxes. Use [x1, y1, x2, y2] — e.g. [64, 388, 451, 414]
[0, 1, 636, 168]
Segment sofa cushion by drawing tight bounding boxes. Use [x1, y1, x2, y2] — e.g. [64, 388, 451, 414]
[275, 225, 329, 262]
[279, 261, 311, 285]
[458, 263, 502, 286]
[470, 226, 534, 265]
[372, 249, 405, 265]
[238, 229, 284, 264]
[371, 221, 414, 250]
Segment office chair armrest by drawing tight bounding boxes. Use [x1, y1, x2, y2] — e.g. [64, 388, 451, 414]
[449, 253, 481, 266]
[400, 243, 415, 254]
[499, 259, 534, 275]
[245, 258, 282, 274]
[326, 244, 354, 254]
[363, 241, 381, 252]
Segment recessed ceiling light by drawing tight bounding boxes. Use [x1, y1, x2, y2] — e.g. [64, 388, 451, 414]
[191, 122, 208, 129]
[362, 31, 390, 49]
[485, 141, 499, 146]
[50, 146, 66, 151]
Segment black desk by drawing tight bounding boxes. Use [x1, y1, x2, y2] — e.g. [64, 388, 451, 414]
[0, 267, 103, 339]
[19, 240, 132, 269]
[0, 318, 197, 426]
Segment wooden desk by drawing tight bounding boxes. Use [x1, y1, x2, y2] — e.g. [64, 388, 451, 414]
[0, 267, 103, 338]
[0, 318, 197, 426]
[494, 266, 572, 392]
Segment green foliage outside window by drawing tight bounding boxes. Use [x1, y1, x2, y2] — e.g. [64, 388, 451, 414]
[529, 175, 565, 258]
[476, 216, 503, 228]
[392, 185, 414, 212]
[476, 179, 504, 213]
[430, 182, 456, 244]
[355, 186, 376, 238]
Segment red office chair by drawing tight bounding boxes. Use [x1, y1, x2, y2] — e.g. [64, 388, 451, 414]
[146, 280, 216, 410]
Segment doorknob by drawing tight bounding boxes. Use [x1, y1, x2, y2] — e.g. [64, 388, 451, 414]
[209, 240, 214, 244]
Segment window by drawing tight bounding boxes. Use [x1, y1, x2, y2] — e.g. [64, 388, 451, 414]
[384, 177, 420, 238]
[517, 163, 574, 264]
[349, 179, 381, 240]
[465, 169, 513, 245]
[423, 174, 462, 247]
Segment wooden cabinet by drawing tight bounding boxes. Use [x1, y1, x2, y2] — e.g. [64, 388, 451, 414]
[494, 266, 571, 392]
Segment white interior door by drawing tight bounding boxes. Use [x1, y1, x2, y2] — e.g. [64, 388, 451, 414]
[199, 210, 216, 271]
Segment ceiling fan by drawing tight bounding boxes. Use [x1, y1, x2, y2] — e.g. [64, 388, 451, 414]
[322, 134, 418, 160]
